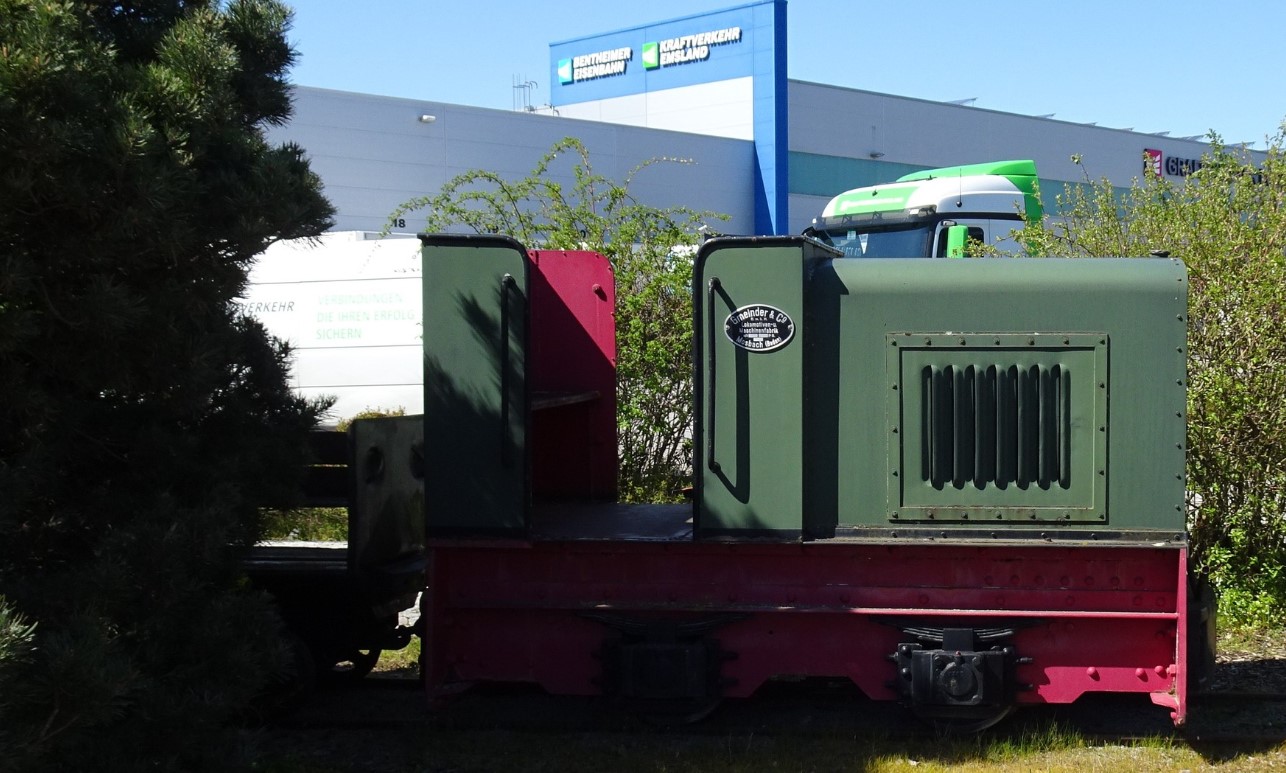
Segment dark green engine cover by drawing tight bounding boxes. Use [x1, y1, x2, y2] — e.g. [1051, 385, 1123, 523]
[420, 234, 529, 536]
[694, 237, 1188, 540]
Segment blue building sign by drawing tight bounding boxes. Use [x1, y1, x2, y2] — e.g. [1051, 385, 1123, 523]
[549, 0, 788, 235]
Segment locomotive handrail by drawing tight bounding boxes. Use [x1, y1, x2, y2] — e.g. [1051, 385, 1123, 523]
[500, 272, 516, 469]
[706, 276, 721, 473]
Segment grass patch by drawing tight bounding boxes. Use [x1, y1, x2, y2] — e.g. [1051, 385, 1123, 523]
[1216, 616, 1286, 659]
[261, 691, 1286, 773]
[373, 636, 420, 676]
[974, 719, 1085, 760]
[260, 507, 347, 541]
[263, 726, 1286, 773]
[393, 728, 1222, 773]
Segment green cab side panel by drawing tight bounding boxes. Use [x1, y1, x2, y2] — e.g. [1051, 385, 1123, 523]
[808, 257, 1187, 535]
[693, 237, 838, 537]
[420, 234, 529, 536]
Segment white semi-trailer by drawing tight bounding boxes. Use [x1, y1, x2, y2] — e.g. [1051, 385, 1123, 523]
[238, 231, 424, 420]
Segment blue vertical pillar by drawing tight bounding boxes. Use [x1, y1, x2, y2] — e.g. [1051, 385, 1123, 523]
[751, 0, 788, 234]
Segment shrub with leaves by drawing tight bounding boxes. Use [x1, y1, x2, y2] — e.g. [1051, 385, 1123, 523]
[392, 137, 727, 501]
[1021, 131, 1286, 625]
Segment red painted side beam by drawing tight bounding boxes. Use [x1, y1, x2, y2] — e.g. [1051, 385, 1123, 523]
[424, 542, 1189, 723]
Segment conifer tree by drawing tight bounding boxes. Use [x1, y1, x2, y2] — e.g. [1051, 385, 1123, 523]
[0, 1, 333, 767]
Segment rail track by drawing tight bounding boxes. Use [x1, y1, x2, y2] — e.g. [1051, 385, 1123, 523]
[267, 675, 1286, 743]
[255, 675, 1286, 773]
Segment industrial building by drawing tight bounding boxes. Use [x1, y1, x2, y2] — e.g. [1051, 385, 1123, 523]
[251, 0, 1254, 417]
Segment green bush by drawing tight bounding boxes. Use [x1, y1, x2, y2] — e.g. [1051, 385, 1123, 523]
[391, 137, 727, 502]
[1021, 130, 1286, 619]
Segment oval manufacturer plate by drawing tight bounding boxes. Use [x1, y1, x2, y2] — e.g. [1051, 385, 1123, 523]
[724, 304, 795, 352]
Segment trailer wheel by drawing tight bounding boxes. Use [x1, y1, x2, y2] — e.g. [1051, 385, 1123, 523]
[325, 648, 382, 682]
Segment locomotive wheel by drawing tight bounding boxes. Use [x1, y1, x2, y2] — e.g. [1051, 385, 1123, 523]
[912, 704, 1015, 734]
[631, 696, 724, 726]
[325, 648, 382, 682]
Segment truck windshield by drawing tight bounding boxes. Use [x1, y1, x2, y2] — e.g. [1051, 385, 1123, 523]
[810, 223, 933, 258]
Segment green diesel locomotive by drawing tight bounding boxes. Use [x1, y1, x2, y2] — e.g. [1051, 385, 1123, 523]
[412, 233, 1210, 729]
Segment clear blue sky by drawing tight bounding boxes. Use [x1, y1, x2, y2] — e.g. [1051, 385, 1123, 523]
[287, 0, 1282, 149]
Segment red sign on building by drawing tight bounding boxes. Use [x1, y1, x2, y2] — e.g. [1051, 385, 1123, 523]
[1144, 148, 1163, 177]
